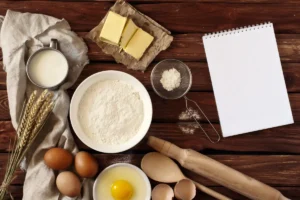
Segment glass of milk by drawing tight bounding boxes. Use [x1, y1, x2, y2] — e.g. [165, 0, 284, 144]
[26, 39, 69, 89]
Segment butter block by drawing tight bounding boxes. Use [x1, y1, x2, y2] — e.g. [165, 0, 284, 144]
[124, 28, 154, 60]
[100, 11, 127, 45]
[120, 19, 138, 49]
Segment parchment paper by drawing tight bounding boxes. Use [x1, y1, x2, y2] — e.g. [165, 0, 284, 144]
[87, 0, 173, 71]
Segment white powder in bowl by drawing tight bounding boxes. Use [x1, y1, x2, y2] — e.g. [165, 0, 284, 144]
[78, 80, 144, 145]
[160, 68, 181, 91]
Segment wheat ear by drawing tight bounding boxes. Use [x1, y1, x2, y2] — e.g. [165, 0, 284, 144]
[1, 90, 48, 199]
[8, 90, 50, 178]
[0, 90, 55, 200]
[29, 100, 54, 143]
[6, 90, 39, 176]
[18, 90, 49, 150]
[17, 91, 37, 137]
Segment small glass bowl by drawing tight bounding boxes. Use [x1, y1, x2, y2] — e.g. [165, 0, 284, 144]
[150, 59, 192, 99]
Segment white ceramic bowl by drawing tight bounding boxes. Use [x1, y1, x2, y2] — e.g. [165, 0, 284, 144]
[93, 163, 151, 200]
[70, 70, 152, 153]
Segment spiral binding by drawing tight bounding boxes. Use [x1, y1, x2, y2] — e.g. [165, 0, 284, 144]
[203, 22, 273, 40]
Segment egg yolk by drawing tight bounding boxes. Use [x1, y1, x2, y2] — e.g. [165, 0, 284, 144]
[111, 180, 133, 200]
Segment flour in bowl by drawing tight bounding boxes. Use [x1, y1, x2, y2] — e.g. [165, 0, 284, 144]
[78, 80, 144, 145]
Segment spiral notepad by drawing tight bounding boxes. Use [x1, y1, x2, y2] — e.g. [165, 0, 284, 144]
[203, 22, 294, 137]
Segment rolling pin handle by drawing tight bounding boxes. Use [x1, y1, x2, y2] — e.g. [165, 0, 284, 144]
[147, 136, 186, 164]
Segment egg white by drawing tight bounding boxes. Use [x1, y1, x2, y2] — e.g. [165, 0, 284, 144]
[95, 166, 148, 200]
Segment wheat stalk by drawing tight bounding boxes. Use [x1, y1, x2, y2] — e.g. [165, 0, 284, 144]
[6, 92, 38, 182]
[8, 90, 50, 173]
[19, 90, 49, 149]
[17, 91, 37, 137]
[0, 90, 55, 200]
[29, 101, 54, 143]
[27, 91, 53, 143]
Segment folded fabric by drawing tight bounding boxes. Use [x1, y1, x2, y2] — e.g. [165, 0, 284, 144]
[0, 10, 92, 200]
[87, 0, 173, 71]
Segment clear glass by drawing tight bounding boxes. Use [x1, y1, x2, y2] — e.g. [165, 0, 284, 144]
[151, 59, 192, 100]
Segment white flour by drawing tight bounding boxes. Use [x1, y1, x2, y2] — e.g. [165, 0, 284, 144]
[78, 80, 144, 145]
[179, 107, 201, 120]
[178, 123, 200, 135]
[160, 68, 181, 91]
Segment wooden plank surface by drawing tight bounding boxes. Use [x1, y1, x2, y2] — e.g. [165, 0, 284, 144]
[5, 185, 300, 200]
[0, 2, 300, 33]
[80, 33, 300, 62]
[2, 121, 300, 153]
[2, 62, 300, 92]
[3, 34, 300, 63]
[78, 32, 300, 62]
[2, 0, 300, 3]
[1, 154, 300, 186]
[1, 91, 300, 123]
[1, 0, 300, 200]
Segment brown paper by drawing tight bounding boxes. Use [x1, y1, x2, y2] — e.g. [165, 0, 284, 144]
[87, 0, 173, 71]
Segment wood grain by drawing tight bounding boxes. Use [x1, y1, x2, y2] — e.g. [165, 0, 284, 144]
[84, 34, 300, 62]
[148, 136, 296, 200]
[1, 1, 300, 199]
[2, 36, 300, 92]
[71, 62, 300, 93]
[1, 61, 299, 92]
[0, 91, 9, 120]
[2, 121, 300, 153]
[2, 33, 300, 63]
[5, 185, 300, 200]
[2, 0, 300, 3]
[0, 91, 299, 123]
[0, 2, 300, 33]
[1, 153, 300, 187]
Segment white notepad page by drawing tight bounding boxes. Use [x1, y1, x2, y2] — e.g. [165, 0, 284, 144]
[203, 23, 294, 137]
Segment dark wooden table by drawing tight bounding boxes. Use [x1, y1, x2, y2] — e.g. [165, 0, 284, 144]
[1, 0, 300, 199]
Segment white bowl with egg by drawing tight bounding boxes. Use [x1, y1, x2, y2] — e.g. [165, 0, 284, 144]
[70, 70, 152, 153]
[93, 163, 151, 200]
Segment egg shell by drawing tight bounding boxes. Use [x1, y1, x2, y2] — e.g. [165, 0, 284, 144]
[75, 151, 99, 178]
[44, 148, 73, 170]
[56, 171, 81, 197]
[152, 184, 174, 200]
[174, 179, 196, 200]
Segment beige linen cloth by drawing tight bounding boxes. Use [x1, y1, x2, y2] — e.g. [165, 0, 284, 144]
[0, 10, 93, 200]
[87, 0, 173, 71]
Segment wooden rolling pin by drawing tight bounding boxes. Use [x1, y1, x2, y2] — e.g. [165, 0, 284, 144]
[148, 136, 289, 200]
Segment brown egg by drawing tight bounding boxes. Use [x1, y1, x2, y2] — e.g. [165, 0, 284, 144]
[44, 148, 73, 170]
[174, 179, 196, 200]
[56, 171, 81, 197]
[75, 151, 99, 178]
[152, 184, 174, 200]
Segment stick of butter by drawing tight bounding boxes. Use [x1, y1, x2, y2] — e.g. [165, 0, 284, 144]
[100, 11, 127, 45]
[120, 19, 138, 49]
[124, 28, 154, 60]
